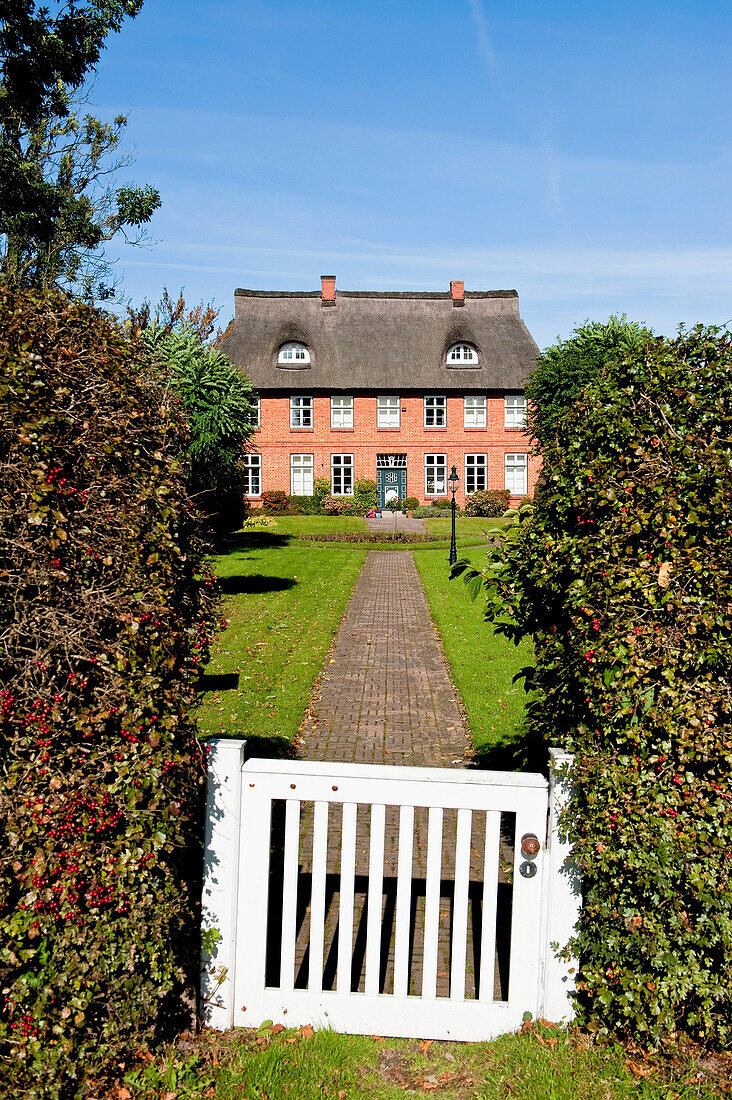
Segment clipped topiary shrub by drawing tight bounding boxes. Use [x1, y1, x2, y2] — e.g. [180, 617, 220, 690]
[286, 494, 319, 514]
[430, 497, 451, 508]
[456, 325, 732, 1044]
[464, 489, 510, 517]
[353, 478, 377, 511]
[0, 288, 221, 1096]
[261, 489, 288, 513]
[403, 497, 419, 512]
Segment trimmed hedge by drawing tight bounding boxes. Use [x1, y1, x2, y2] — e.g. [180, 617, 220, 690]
[464, 489, 510, 517]
[456, 325, 732, 1043]
[0, 289, 220, 1096]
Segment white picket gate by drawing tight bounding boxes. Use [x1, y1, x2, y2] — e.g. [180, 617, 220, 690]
[201, 741, 580, 1041]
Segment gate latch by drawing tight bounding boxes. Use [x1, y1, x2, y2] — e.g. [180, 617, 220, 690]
[520, 833, 541, 858]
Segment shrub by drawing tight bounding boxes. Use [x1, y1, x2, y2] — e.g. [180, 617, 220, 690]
[403, 497, 419, 512]
[464, 489, 510, 517]
[519, 495, 533, 508]
[0, 288, 220, 1096]
[261, 489, 288, 513]
[353, 478, 377, 511]
[456, 325, 732, 1044]
[286, 494, 320, 514]
[430, 497, 451, 508]
[321, 495, 344, 515]
[239, 515, 277, 530]
[313, 477, 330, 503]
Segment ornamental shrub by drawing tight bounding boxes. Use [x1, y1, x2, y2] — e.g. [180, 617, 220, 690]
[321, 495, 344, 515]
[286, 494, 320, 514]
[0, 288, 221, 1096]
[353, 478, 377, 511]
[403, 497, 419, 512]
[313, 477, 330, 503]
[261, 489, 288, 513]
[430, 497, 451, 508]
[464, 489, 510, 517]
[456, 325, 732, 1044]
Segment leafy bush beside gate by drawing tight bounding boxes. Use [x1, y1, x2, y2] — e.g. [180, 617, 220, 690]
[0, 289, 220, 1096]
[456, 325, 732, 1043]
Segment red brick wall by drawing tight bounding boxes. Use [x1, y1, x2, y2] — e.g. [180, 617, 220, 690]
[248, 391, 540, 505]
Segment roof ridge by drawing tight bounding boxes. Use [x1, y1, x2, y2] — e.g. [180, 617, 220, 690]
[234, 289, 519, 299]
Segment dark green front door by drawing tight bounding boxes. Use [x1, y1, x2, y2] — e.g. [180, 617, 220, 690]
[377, 468, 407, 508]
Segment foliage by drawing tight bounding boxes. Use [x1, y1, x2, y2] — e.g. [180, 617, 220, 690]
[526, 315, 653, 449]
[321, 495, 344, 515]
[0, 287, 221, 1096]
[403, 496, 420, 512]
[286, 494, 321, 515]
[261, 490, 289, 513]
[139, 322, 255, 529]
[431, 497, 451, 508]
[0, 2, 159, 299]
[239, 515, 277, 530]
[353, 477, 378, 511]
[454, 325, 732, 1044]
[464, 489, 510, 517]
[313, 477, 330, 503]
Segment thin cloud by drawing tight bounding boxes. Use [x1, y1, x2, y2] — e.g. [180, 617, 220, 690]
[465, 0, 496, 75]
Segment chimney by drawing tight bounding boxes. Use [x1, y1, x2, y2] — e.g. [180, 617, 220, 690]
[450, 279, 465, 306]
[321, 275, 336, 305]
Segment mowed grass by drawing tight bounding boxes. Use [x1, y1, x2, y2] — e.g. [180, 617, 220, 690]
[197, 531, 367, 750]
[413, 543, 532, 759]
[126, 1024, 726, 1099]
[423, 514, 513, 539]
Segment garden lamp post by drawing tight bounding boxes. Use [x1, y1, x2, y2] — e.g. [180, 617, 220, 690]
[448, 465, 459, 566]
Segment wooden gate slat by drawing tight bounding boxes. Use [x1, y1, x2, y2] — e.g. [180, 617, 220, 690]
[393, 804, 415, 998]
[450, 808, 471, 1001]
[364, 803, 386, 996]
[308, 801, 329, 991]
[279, 798, 301, 993]
[422, 806, 443, 999]
[479, 810, 500, 1002]
[337, 802, 357, 995]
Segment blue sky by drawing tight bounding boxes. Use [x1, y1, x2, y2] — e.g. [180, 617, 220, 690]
[93, 0, 731, 347]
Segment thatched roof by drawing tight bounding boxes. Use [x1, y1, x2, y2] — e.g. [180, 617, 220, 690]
[218, 286, 539, 392]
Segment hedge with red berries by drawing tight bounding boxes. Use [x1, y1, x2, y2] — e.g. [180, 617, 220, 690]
[456, 325, 732, 1044]
[0, 288, 221, 1097]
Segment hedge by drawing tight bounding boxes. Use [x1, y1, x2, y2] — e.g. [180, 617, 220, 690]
[456, 325, 732, 1044]
[0, 289, 221, 1096]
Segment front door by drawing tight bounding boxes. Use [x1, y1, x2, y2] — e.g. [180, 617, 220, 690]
[377, 468, 407, 509]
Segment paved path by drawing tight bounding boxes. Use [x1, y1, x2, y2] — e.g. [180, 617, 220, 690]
[298, 551, 470, 766]
[364, 512, 427, 535]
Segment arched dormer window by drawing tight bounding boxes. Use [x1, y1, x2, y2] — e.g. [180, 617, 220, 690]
[447, 342, 479, 366]
[278, 342, 311, 366]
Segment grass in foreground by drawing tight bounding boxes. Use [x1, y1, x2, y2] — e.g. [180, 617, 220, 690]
[197, 531, 367, 750]
[123, 1023, 728, 1099]
[413, 544, 533, 761]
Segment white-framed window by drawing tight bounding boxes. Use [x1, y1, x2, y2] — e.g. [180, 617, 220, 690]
[505, 394, 528, 429]
[290, 453, 314, 496]
[376, 453, 407, 468]
[242, 453, 261, 496]
[377, 395, 400, 428]
[424, 395, 446, 427]
[505, 453, 528, 496]
[331, 395, 354, 429]
[447, 343, 479, 365]
[424, 453, 447, 496]
[464, 394, 487, 428]
[278, 342, 310, 365]
[465, 453, 487, 494]
[331, 453, 354, 495]
[290, 395, 313, 429]
[246, 396, 261, 429]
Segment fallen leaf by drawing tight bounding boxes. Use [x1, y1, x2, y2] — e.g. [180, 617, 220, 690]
[627, 1060, 656, 1078]
[300, 1024, 314, 1039]
[163, 1092, 179, 1100]
[419, 1040, 433, 1053]
[338, 1092, 346, 1099]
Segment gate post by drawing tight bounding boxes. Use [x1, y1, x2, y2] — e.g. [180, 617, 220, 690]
[200, 738, 247, 1029]
[541, 748, 582, 1023]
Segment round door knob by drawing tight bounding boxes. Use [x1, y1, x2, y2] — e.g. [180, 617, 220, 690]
[521, 833, 541, 858]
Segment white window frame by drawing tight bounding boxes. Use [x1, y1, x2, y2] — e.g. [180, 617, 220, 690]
[290, 395, 313, 429]
[504, 453, 528, 496]
[464, 394, 487, 428]
[278, 342, 310, 364]
[331, 453, 354, 496]
[505, 394, 528, 429]
[290, 453, 314, 496]
[242, 453, 261, 497]
[331, 395, 354, 429]
[424, 453, 447, 497]
[246, 396, 261, 430]
[424, 395, 446, 428]
[465, 453, 487, 494]
[377, 395, 400, 428]
[447, 343, 479, 365]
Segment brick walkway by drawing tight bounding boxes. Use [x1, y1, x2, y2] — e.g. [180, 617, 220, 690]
[299, 551, 470, 766]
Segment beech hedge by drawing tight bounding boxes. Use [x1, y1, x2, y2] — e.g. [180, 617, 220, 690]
[0, 289, 221, 1096]
[456, 325, 732, 1043]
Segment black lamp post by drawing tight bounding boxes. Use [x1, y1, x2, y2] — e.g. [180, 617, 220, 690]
[448, 465, 459, 566]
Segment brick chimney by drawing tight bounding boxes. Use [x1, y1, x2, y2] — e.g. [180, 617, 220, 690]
[450, 279, 465, 306]
[321, 275, 336, 305]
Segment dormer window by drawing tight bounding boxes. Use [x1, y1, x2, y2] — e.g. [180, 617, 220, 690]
[278, 342, 311, 366]
[447, 343, 479, 366]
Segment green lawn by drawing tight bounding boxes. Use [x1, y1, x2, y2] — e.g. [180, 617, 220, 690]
[197, 530, 367, 752]
[413, 543, 533, 763]
[127, 1024, 724, 1099]
[423, 514, 513, 539]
